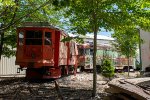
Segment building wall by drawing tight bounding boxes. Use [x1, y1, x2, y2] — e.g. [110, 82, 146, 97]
[0, 56, 25, 77]
[140, 30, 150, 71]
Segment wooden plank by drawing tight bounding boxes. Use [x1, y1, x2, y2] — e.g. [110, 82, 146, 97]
[108, 81, 150, 100]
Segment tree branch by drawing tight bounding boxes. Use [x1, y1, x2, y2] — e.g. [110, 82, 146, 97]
[0, 7, 9, 17]
[8, 0, 19, 27]
[0, 0, 52, 31]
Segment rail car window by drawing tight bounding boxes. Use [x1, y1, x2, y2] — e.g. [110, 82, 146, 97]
[26, 31, 42, 38]
[85, 49, 90, 55]
[78, 48, 84, 55]
[45, 32, 51, 45]
[90, 49, 93, 55]
[25, 30, 42, 45]
[19, 32, 24, 45]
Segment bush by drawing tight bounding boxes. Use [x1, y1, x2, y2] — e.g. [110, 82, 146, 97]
[101, 59, 115, 80]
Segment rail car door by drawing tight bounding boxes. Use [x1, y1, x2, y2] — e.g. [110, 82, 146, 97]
[16, 30, 24, 65]
[43, 29, 55, 66]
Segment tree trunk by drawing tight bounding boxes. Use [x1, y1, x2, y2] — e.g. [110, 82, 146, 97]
[92, 30, 97, 97]
[91, 0, 99, 97]
[128, 57, 130, 77]
[92, 10, 98, 96]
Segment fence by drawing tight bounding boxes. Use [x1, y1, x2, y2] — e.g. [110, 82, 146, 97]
[0, 56, 25, 77]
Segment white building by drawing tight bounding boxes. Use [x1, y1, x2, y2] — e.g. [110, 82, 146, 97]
[69, 33, 114, 47]
[84, 34, 114, 45]
[140, 29, 150, 71]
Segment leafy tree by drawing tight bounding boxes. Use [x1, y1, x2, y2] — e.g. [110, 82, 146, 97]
[0, 0, 67, 58]
[65, 0, 150, 97]
[101, 59, 115, 80]
[112, 28, 140, 76]
[0, 0, 150, 97]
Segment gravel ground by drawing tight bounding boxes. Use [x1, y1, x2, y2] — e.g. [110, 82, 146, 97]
[57, 72, 110, 100]
[0, 71, 142, 100]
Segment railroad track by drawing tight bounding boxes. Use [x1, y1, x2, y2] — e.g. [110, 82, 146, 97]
[3, 73, 150, 100]
[0, 77, 63, 99]
[0, 74, 75, 100]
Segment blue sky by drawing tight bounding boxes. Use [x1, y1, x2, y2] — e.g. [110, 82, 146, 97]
[99, 28, 114, 37]
[99, 31, 113, 37]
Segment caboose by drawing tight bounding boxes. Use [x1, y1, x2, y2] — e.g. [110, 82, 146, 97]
[15, 22, 78, 79]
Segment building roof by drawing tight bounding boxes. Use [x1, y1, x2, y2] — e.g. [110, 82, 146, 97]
[86, 34, 114, 40]
[69, 33, 114, 41]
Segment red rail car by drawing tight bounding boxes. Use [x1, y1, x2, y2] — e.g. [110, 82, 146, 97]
[15, 22, 78, 79]
[77, 43, 93, 71]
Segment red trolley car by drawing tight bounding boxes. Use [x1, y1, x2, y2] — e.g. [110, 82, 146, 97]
[77, 43, 93, 71]
[15, 22, 78, 79]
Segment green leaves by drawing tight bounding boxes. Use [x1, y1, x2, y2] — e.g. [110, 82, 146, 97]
[141, 1, 150, 9]
[101, 59, 115, 78]
[61, 35, 84, 43]
[1, 28, 17, 57]
[61, 36, 73, 42]
[0, 0, 15, 7]
[112, 28, 139, 58]
[65, 0, 150, 34]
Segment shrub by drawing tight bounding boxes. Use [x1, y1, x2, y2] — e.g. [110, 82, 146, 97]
[101, 59, 115, 80]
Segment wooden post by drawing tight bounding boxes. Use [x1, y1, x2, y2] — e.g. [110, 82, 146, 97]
[54, 80, 64, 100]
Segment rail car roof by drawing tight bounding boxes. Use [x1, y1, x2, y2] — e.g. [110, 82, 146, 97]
[18, 22, 69, 36]
[19, 22, 58, 29]
[86, 34, 114, 41]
